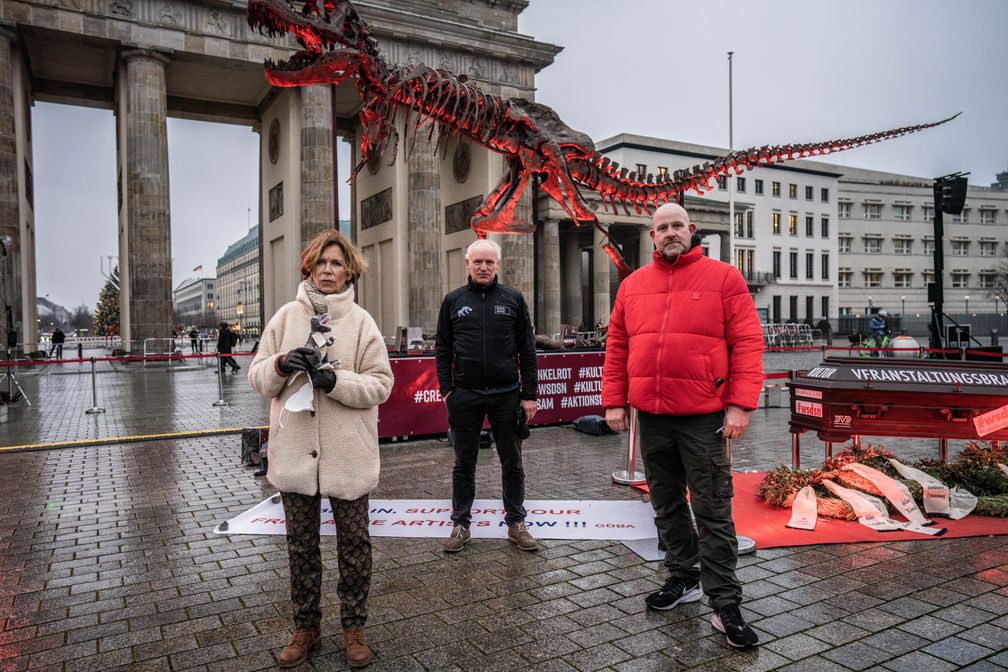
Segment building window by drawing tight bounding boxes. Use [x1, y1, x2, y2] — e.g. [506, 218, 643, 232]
[805, 215, 814, 237]
[839, 235, 852, 254]
[805, 252, 814, 279]
[838, 202, 852, 219]
[923, 206, 934, 222]
[980, 241, 997, 256]
[772, 181, 781, 197]
[894, 238, 913, 255]
[788, 213, 798, 236]
[789, 251, 798, 279]
[735, 212, 745, 238]
[864, 237, 882, 254]
[805, 296, 814, 321]
[923, 237, 935, 255]
[772, 250, 781, 279]
[838, 268, 852, 288]
[788, 183, 797, 199]
[789, 295, 798, 321]
[772, 295, 782, 322]
[865, 271, 882, 288]
[821, 216, 829, 238]
[821, 188, 829, 203]
[805, 185, 814, 201]
[951, 270, 969, 289]
[979, 209, 996, 225]
[894, 205, 912, 221]
[979, 272, 996, 289]
[717, 175, 727, 190]
[951, 240, 969, 256]
[894, 270, 913, 288]
[737, 176, 746, 192]
[772, 211, 781, 234]
[636, 163, 647, 177]
[746, 210, 754, 238]
[755, 179, 764, 195]
[821, 252, 829, 280]
[951, 209, 970, 224]
[864, 203, 882, 220]
[657, 166, 668, 178]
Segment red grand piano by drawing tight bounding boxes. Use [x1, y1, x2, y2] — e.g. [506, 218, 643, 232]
[787, 356, 1008, 467]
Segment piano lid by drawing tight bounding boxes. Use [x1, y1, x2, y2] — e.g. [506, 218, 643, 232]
[791, 356, 1008, 395]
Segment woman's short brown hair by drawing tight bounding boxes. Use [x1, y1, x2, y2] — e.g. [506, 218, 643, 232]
[300, 230, 368, 283]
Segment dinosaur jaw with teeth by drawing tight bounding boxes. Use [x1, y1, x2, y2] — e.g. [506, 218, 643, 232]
[247, 0, 357, 84]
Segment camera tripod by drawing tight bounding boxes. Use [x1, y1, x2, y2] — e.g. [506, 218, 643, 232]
[1, 346, 30, 406]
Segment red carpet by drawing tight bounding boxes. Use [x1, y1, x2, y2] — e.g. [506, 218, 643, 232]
[633, 471, 1008, 548]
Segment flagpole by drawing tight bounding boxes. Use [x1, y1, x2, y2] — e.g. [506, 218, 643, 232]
[728, 51, 734, 267]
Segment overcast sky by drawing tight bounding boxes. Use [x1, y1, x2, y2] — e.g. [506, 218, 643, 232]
[34, 0, 1008, 311]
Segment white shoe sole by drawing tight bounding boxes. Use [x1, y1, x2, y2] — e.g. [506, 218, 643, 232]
[646, 585, 702, 610]
[711, 612, 757, 648]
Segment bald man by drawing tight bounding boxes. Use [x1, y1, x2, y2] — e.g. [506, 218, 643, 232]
[435, 239, 539, 553]
[602, 202, 764, 648]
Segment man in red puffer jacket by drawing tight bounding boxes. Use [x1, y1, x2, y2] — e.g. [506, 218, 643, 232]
[602, 202, 764, 648]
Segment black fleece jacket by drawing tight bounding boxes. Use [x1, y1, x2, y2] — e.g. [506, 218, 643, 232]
[435, 276, 537, 400]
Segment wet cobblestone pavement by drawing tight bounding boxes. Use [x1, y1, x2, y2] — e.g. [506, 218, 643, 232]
[1, 350, 1006, 670]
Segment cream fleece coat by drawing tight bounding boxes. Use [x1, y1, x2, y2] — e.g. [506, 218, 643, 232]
[248, 283, 393, 499]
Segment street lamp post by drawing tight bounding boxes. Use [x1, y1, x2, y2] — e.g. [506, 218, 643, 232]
[964, 295, 969, 319]
[900, 296, 906, 334]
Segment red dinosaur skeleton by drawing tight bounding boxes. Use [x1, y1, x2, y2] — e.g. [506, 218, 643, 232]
[248, 0, 957, 278]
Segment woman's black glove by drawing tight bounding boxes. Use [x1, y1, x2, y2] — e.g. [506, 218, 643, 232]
[310, 369, 336, 393]
[278, 346, 321, 374]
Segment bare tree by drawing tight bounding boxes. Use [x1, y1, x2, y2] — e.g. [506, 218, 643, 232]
[990, 248, 1008, 309]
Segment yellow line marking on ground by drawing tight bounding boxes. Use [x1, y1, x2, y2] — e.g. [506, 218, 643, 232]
[0, 426, 270, 453]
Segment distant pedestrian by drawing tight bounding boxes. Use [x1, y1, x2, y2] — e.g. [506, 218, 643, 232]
[189, 327, 199, 354]
[217, 322, 240, 373]
[49, 328, 65, 361]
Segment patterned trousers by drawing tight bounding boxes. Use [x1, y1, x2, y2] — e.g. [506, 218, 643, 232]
[280, 491, 372, 631]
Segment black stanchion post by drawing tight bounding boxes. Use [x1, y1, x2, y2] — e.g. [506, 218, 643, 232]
[212, 352, 230, 407]
[85, 356, 105, 415]
[726, 436, 756, 555]
[612, 408, 645, 485]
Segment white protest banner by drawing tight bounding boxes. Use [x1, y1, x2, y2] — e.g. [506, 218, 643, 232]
[822, 479, 904, 531]
[843, 463, 933, 528]
[786, 485, 817, 531]
[889, 458, 976, 519]
[999, 463, 1008, 477]
[214, 496, 658, 540]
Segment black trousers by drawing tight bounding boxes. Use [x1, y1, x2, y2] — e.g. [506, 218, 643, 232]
[447, 387, 526, 527]
[280, 491, 371, 631]
[637, 410, 742, 610]
[219, 355, 239, 371]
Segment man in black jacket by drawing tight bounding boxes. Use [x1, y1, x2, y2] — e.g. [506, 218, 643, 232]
[436, 239, 539, 553]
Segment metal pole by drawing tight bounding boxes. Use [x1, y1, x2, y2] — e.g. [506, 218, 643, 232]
[612, 408, 645, 485]
[791, 432, 800, 468]
[212, 352, 230, 407]
[727, 51, 735, 265]
[726, 436, 756, 555]
[85, 356, 105, 414]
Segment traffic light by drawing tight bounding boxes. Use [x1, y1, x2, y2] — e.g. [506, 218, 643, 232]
[935, 175, 968, 215]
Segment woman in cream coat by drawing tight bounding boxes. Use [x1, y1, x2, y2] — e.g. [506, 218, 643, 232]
[249, 230, 392, 669]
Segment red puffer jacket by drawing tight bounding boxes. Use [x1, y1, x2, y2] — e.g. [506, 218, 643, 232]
[602, 245, 764, 416]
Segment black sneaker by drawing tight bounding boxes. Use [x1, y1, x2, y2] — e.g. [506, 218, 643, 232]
[711, 604, 759, 648]
[644, 577, 702, 611]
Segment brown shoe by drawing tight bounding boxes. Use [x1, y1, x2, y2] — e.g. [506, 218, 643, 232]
[343, 628, 372, 668]
[441, 524, 470, 553]
[277, 628, 321, 668]
[508, 522, 539, 551]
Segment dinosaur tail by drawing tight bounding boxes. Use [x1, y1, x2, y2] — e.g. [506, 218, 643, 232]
[573, 113, 961, 217]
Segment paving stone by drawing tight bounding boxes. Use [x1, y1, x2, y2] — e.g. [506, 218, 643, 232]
[881, 650, 959, 672]
[923, 636, 996, 666]
[821, 640, 893, 670]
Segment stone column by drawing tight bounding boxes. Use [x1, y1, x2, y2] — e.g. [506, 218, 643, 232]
[592, 225, 611, 326]
[500, 195, 534, 319]
[536, 219, 561, 337]
[407, 140, 441, 332]
[122, 50, 172, 348]
[561, 226, 583, 329]
[300, 85, 334, 249]
[0, 29, 20, 345]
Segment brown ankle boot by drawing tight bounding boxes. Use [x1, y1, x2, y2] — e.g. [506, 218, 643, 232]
[343, 628, 372, 668]
[277, 628, 321, 668]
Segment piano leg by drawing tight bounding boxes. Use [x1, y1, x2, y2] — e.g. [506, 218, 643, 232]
[939, 438, 948, 463]
[791, 433, 800, 468]
[825, 441, 833, 462]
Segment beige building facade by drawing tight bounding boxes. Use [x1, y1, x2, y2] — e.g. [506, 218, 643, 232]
[216, 225, 260, 335]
